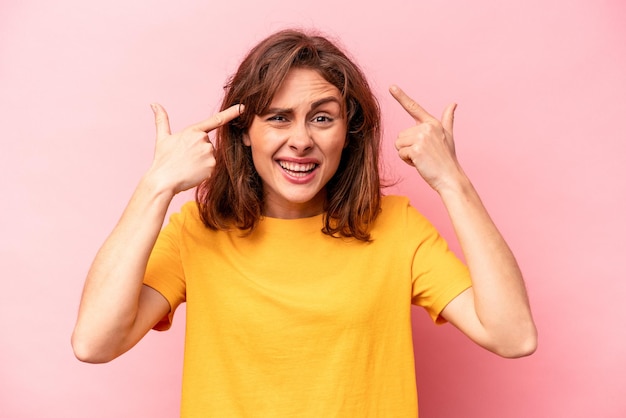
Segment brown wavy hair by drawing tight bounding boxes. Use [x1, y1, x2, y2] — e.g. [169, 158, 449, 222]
[196, 29, 382, 241]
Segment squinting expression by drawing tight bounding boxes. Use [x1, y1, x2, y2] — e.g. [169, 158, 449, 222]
[244, 68, 348, 219]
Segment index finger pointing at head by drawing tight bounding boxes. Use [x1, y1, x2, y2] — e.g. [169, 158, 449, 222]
[191, 104, 244, 133]
[389, 85, 433, 123]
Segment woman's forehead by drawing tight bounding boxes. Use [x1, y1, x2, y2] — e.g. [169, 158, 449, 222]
[265, 68, 344, 111]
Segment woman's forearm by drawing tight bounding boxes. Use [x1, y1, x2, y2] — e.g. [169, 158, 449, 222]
[440, 175, 537, 356]
[71, 174, 174, 362]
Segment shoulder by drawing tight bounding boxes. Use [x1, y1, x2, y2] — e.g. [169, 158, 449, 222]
[378, 195, 427, 224]
[162, 201, 203, 233]
[179, 200, 200, 218]
[380, 194, 410, 211]
[371, 195, 423, 234]
[371, 195, 437, 239]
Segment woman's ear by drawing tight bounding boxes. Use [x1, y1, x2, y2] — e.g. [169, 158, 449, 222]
[242, 132, 251, 146]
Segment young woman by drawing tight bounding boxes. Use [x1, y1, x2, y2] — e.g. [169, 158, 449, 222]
[72, 29, 537, 417]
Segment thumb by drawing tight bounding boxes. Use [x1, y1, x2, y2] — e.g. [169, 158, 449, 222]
[151, 103, 171, 137]
[441, 103, 457, 134]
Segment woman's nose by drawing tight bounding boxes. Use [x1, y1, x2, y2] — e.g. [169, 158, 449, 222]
[287, 122, 313, 152]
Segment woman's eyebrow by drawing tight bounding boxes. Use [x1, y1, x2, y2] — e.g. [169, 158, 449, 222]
[263, 107, 293, 115]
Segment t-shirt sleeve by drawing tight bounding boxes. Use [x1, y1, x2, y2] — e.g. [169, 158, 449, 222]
[143, 204, 189, 331]
[405, 202, 472, 324]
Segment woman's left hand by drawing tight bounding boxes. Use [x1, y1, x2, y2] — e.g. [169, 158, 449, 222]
[389, 85, 464, 193]
[390, 85, 537, 358]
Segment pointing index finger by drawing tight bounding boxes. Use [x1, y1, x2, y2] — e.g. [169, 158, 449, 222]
[151, 103, 172, 138]
[191, 103, 244, 133]
[389, 85, 433, 123]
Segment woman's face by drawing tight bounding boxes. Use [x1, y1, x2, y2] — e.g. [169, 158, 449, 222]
[244, 67, 347, 219]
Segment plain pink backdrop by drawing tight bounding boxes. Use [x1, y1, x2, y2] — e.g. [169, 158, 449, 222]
[1, 0, 625, 417]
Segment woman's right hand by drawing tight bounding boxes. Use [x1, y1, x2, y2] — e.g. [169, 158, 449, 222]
[148, 103, 243, 195]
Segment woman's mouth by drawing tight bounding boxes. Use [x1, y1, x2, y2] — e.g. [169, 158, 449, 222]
[278, 161, 318, 178]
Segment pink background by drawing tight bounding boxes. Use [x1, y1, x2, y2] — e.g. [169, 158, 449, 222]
[2, 0, 625, 416]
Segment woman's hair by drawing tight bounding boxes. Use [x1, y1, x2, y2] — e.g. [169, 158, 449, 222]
[196, 29, 382, 241]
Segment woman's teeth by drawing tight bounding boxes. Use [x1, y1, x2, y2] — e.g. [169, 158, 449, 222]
[279, 161, 317, 176]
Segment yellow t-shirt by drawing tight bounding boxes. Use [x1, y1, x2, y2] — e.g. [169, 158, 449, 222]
[144, 195, 471, 417]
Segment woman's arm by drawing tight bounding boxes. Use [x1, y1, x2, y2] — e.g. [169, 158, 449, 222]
[437, 178, 537, 358]
[71, 103, 242, 363]
[390, 85, 537, 358]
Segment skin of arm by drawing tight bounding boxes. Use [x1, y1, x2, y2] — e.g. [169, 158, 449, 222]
[389, 85, 537, 358]
[71, 103, 242, 363]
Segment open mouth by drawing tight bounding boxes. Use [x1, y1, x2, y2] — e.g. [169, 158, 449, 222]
[278, 161, 318, 177]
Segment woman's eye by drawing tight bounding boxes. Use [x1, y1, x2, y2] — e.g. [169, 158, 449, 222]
[312, 115, 333, 123]
[267, 115, 287, 122]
